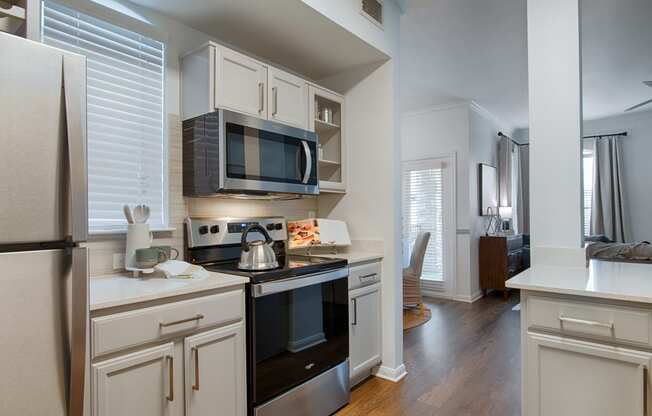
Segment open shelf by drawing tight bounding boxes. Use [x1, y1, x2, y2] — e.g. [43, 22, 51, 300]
[319, 158, 341, 167]
[315, 119, 340, 131]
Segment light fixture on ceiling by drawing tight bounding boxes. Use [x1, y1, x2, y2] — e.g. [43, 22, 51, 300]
[624, 81, 652, 112]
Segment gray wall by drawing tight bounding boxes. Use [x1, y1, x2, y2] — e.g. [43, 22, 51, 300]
[584, 110, 652, 242]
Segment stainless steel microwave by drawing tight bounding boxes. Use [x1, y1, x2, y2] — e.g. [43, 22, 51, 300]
[182, 109, 319, 197]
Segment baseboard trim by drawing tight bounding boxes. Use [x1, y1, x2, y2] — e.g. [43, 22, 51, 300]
[373, 364, 407, 382]
[452, 291, 483, 303]
[421, 290, 483, 304]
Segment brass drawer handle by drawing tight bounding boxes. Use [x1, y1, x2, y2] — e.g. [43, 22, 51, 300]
[360, 273, 377, 280]
[558, 315, 614, 330]
[192, 347, 200, 391]
[159, 314, 205, 328]
[166, 355, 174, 402]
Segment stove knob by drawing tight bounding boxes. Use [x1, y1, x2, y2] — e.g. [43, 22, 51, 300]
[275, 223, 283, 230]
[198, 225, 209, 235]
[210, 225, 219, 234]
[266, 223, 275, 231]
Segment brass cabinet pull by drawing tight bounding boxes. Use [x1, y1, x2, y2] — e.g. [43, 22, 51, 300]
[558, 315, 614, 330]
[192, 347, 200, 391]
[258, 82, 264, 113]
[166, 355, 174, 402]
[644, 366, 648, 416]
[272, 86, 278, 116]
[159, 314, 204, 328]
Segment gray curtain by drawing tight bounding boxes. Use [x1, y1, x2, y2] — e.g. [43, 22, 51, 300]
[591, 137, 628, 242]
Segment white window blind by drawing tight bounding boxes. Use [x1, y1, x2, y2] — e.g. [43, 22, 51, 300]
[42, 1, 167, 232]
[402, 164, 444, 282]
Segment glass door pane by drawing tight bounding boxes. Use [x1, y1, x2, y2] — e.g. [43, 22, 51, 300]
[402, 166, 444, 282]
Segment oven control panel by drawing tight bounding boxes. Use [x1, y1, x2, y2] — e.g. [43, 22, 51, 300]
[185, 217, 287, 248]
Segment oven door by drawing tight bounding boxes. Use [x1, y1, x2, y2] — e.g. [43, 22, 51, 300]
[220, 110, 319, 195]
[248, 268, 349, 407]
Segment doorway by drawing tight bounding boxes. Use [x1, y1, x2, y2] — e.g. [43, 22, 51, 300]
[401, 155, 456, 298]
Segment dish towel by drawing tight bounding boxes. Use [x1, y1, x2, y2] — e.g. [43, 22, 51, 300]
[155, 260, 210, 280]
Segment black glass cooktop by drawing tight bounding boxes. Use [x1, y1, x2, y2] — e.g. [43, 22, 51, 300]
[205, 255, 348, 284]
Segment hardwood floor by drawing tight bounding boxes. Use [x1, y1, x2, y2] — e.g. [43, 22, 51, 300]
[338, 293, 521, 416]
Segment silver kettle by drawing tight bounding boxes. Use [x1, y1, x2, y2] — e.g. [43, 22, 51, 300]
[238, 224, 279, 270]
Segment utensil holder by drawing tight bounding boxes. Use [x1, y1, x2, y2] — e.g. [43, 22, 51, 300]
[125, 223, 153, 268]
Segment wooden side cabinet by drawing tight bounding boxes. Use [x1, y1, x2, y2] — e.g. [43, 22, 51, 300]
[479, 235, 525, 298]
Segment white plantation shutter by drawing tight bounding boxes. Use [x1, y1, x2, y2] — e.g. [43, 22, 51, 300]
[402, 161, 444, 282]
[42, 1, 167, 232]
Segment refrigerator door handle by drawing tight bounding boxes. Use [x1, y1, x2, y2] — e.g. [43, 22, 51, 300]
[63, 53, 88, 242]
[69, 246, 88, 416]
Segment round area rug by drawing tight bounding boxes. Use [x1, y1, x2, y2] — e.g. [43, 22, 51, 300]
[403, 306, 432, 331]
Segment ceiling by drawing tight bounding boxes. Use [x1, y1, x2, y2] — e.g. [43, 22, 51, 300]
[400, 0, 529, 127]
[127, 0, 388, 81]
[581, 0, 652, 121]
[400, 0, 652, 129]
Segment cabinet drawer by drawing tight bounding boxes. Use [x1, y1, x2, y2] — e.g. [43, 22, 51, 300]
[349, 262, 381, 290]
[528, 296, 652, 345]
[92, 290, 244, 358]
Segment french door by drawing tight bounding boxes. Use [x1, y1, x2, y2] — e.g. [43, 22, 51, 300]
[401, 155, 456, 296]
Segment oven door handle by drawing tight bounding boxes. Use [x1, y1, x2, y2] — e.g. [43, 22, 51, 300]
[251, 268, 348, 297]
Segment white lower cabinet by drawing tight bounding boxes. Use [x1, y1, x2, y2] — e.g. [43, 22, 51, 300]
[349, 283, 382, 383]
[91, 289, 246, 416]
[92, 343, 182, 416]
[526, 331, 652, 416]
[184, 323, 246, 416]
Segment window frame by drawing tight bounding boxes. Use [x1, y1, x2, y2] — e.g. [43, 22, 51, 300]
[41, 0, 170, 234]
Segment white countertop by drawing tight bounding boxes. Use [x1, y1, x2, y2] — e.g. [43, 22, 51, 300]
[90, 272, 249, 311]
[507, 260, 652, 304]
[312, 251, 383, 265]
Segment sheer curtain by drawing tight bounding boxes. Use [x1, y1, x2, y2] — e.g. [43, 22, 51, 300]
[498, 137, 529, 234]
[591, 136, 628, 242]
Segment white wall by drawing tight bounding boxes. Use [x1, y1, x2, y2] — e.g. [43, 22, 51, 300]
[400, 102, 506, 302]
[527, 0, 584, 266]
[468, 105, 507, 298]
[301, 0, 401, 58]
[584, 110, 652, 242]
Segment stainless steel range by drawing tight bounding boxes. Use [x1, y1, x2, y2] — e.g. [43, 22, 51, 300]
[185, 217, 350, 416]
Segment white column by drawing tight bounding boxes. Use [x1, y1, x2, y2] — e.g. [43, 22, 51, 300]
[527, 0, 585, 266]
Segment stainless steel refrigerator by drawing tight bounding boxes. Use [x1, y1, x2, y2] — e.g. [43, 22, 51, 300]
[0, 32, 88, 416]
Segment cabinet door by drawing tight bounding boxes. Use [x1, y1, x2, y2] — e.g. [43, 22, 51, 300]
[268, 67, 307, 129]
[215, 47, 267, 118]
[349, 284, 382, 379]
[526, 332, 652, 416]
[93, 343, 181, 416]
[184, 322, 246, 416]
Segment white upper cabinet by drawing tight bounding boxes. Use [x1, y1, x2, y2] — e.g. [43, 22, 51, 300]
[309, 85, 346, 193]
[181, 42, 308, 130]
[268, 67, 307, 129]
[215, 47, 268, 119]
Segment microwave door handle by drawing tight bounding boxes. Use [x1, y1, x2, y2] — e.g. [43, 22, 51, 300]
[301, 140, 312, 184]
